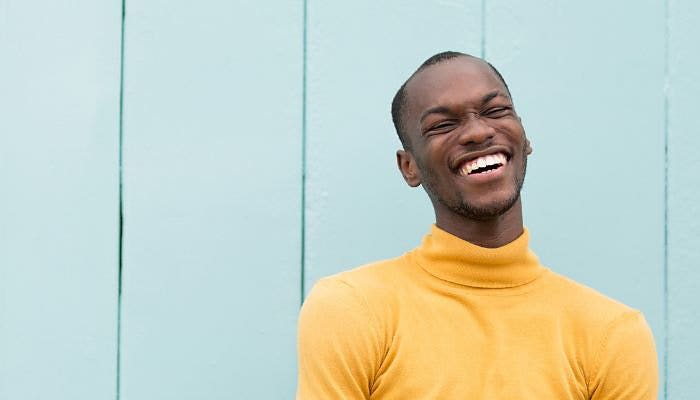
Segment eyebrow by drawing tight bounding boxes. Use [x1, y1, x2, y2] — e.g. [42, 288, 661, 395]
[481, 90, 504, 104]
[419, 106, 452, 123]
[418, 90, 508, 123]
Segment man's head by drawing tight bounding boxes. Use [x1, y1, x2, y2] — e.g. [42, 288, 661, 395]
[393, 52, 532, 223]
[392, 51, 512, 151]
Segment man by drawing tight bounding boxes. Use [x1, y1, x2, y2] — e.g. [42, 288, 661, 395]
[296, 51, 658, 399]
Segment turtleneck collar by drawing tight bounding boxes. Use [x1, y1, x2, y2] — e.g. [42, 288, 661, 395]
[412, 225, 545, 288]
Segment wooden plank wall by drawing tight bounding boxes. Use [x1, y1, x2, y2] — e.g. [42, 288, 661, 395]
[1, 1, 698, 399]
[0, 1, 122, 399]
[668, 0, 700, 397]
[119, 1, 302, 399]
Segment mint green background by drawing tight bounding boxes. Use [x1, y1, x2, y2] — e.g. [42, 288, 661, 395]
[0, 0, 697, 399]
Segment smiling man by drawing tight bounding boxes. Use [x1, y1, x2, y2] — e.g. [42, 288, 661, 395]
[296, 52, 658, 399]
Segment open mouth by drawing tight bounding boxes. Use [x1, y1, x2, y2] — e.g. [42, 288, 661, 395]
[459, 152, 508, 176]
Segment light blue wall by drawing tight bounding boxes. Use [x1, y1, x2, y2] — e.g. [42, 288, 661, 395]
[668, 0, 700, 397]
[1, 1, 697, 399]
[118, 1, 302, 399]
[0, 0, 121, 399]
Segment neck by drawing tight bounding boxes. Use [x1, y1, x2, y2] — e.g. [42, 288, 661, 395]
[434, 198, 525, 248]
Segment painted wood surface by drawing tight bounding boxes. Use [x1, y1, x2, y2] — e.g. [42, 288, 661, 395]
[119, 1, 303, 398]
[668, 0, 700, 397]
[485, 1, 666, 396]
[304, 0, 483, 292]
[3, 1, 699, 399]
[0, 1, 121, 399]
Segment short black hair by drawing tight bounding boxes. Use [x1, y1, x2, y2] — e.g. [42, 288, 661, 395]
[391, 51, 511, 150]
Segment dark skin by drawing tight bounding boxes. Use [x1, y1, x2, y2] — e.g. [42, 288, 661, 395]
[396, 56, 532, 248]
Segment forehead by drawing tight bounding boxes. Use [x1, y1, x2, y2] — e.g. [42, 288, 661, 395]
[405, 57, 507, 117]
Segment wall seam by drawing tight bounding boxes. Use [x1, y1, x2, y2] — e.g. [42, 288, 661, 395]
[115, 0, 126, 399]
[300, 0, 308, 304]
[663, 0, 670, 398]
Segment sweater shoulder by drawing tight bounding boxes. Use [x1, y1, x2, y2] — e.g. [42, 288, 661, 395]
[319, 254, 410, 293]
[543, 271, 658, 394]
[544, 270, 641, 327]
[306, 255, 410, 320]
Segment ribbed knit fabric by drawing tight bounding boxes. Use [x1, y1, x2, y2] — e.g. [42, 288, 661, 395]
[297, 226, 658, 399]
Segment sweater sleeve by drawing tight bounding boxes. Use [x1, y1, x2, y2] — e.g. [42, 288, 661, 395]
[296, 278, 384, 400]
[589, 311, 659, 400]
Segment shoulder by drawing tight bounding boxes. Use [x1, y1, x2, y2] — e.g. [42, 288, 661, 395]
[538, 271, 651, 360]
[296, 259, 408, 398]
[297, 258, 407, 378]
[300, 255, 409, 338]
[305, 255, 409, 308]
[303, 255, 408, 307]
[544, 270, 639, 327]
[542, 271, 658, 396]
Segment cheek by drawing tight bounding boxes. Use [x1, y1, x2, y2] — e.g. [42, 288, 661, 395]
[493, 119, 523, 134]
[417, 139, 445, 164]
[425, 131, 457, 154]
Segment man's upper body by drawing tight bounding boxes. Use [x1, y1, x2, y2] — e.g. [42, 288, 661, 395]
[297, 226, 657, 399]
[296, 52, 659, 399]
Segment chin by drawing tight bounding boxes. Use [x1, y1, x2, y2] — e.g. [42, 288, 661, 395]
[452, 192, 521, 221]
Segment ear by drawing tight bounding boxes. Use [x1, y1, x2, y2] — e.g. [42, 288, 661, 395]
[396, 149, 421, 187]
[525, 137, 533, 155]
[518, 116, 533, 156]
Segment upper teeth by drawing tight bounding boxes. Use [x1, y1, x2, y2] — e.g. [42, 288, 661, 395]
[461, 153, 507, 175]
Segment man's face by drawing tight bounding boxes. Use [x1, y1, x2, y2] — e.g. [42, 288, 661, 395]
[398, 57, 532, 221]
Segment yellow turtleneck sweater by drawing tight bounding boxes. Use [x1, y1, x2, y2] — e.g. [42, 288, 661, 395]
[296, 226, 658, 399]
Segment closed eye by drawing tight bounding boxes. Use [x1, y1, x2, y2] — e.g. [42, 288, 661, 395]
[482, 107, 512, 118]
[426, 120, 458, 134]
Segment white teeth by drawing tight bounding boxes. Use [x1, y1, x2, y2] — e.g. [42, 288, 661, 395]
[460, 152, 508, 175]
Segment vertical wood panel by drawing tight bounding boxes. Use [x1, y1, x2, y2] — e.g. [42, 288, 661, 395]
[0, 1, 121, 399]
[485, 1, 666, 396]
[305, 0, 484, 292]
[668, 0, 700, 397]
[120, 1, 303, 398]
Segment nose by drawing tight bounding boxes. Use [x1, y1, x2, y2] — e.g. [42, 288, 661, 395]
[457, 114, 495, 145]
